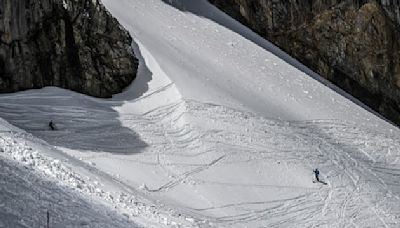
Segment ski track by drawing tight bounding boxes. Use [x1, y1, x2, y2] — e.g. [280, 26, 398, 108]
[0, 130, 203, 228]
[1, 90, 400, 227]
[1, 0, 400, 227]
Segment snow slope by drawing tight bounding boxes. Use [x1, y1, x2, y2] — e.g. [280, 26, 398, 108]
[1, 0, 400, 227]
[0, 118, 202, 228]
[0, 144, 134, 228]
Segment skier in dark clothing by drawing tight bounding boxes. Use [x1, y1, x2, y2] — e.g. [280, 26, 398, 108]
[313, 168, 320, 182]
[49, 120, 55, 131]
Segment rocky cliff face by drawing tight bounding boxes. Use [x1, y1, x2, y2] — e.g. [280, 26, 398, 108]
[210, 0, 400, 126]
[0, 0, 138, 98]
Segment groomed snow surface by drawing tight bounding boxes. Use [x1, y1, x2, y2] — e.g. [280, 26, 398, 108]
[1, 0, 400, 227]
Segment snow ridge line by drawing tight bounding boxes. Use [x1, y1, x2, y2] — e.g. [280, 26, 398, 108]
[0, 132, 203, 228]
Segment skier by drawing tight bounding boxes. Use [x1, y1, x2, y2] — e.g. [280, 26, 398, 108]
[313, 168, 320, 182]
[49, 120, 55, 131]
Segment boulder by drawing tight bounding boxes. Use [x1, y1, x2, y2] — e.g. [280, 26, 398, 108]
[0, 0, 138, 98]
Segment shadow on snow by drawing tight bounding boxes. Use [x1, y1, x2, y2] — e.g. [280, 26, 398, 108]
[160, 0, 389, 124]
[0, 40, 152, 154]
[0, 158, 137, 227]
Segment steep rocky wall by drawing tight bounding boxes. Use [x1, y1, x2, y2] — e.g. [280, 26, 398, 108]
[209, 0, 400, 126]
[0, 0, 138, 98]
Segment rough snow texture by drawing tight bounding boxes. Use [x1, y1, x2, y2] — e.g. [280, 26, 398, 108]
[0, 0, 400, 227]
[0, 128, 200, 228]
[0, 132, 135, 227]
[0, 154, 134, 228]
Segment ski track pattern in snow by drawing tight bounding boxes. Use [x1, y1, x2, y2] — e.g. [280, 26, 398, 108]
[0, 128, 202, 228]
[0, 142, 135, 228]
[1, 0, 400, 227]
[1, 87, 400, 227]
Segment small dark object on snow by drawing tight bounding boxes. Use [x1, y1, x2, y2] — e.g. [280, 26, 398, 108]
[47, 210, 50, 228]
[313, 168, 320, 182]
[49, 121, 55, 131]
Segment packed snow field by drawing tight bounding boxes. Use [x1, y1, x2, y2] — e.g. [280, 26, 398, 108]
[1, 0, 400, 227]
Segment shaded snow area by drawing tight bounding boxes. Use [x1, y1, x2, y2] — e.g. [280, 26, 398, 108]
[0, 124, 197, 228]
[0, 145, 133, 228]
[1, 0, 400, 227]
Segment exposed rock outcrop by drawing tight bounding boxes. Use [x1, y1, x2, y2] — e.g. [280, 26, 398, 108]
[209, 0, 400, 126]
[0, 0, 138, 98]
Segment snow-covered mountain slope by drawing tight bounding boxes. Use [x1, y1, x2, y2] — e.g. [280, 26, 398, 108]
[1, 0, 400, 227]
[0, 146, 134, 228]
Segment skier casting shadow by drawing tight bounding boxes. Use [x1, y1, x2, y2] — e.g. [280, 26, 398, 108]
[49, 120, 56, 131]
[313, 168, 327, 185]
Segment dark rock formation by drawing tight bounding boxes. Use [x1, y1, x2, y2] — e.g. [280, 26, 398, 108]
[0, 0, 138, 98]
[209, 0, 400, 126]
